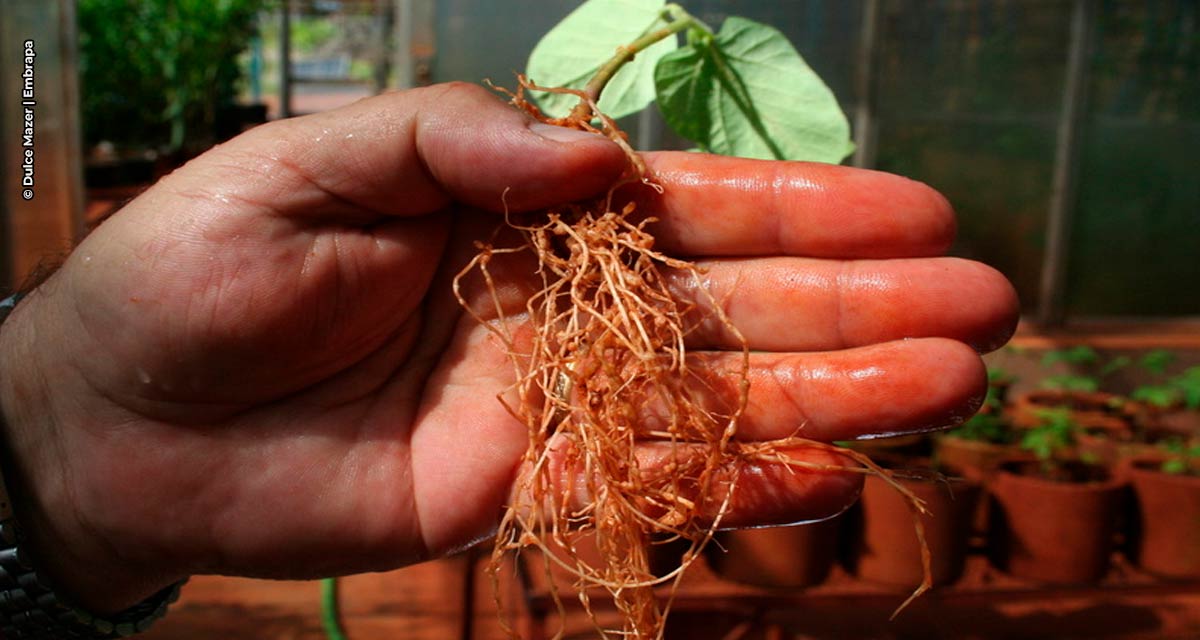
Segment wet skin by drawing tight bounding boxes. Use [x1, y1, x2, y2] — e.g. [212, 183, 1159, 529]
[0, 83, 1018, 614]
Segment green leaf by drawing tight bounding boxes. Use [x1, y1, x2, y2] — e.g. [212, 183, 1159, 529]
[525, 0, 676, 119]
[1168, 366, 1200, 410]
[1041, 345, 1099, 367]
[1162, 458, 1186, 475]
[653, 16, 854, 163]
[1099, 355, 1131, 377]
[1140, 349, 1176, 375]
[1040, 374, 1099, 392]
[1131, 384, 1180, 408]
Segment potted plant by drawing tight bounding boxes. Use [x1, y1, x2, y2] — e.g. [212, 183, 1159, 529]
[934, 379, 1028, 537]
[847, 459, 980, 589]
[935, 368, 1024, 481]
[1125, 437, 1200, 579]
[988, 408, 1128, 584]
[705, 516, 842, 589]
[1133, 365, 1200, 439]
[1010, 346, 1135, 440]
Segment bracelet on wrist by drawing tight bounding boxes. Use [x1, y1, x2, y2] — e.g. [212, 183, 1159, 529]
[0, 292, 185, 638]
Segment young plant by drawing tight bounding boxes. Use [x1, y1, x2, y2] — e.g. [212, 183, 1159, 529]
[1128, 349, 1180, 408]
[78, 0, 269, 153]
[453, 2, 925, 638]
[1130, 383, 1182, 409]
[524, 1, 854, 162]
[1169, 366, 1200, 411]
[1020, 407, 1082, 479]
[1139, 349, 1176, 376]
[1157, 438, 1200, 476]
[950, 412, 1015, 445]
[985, 366, 1017, 405]
[1128, 357, 1200, 418]
[1039, 345, 1129, 393]
[946, 369, 1017, 444]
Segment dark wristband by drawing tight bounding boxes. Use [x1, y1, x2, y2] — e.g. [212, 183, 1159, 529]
[0, 293, 184, 638]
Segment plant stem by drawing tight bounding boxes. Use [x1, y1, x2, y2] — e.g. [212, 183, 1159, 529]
[321, 577, 348, 640]
[566, 3, 712, 122]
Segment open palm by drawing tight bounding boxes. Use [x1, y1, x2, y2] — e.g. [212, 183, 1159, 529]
[0, 83, 1017, 614]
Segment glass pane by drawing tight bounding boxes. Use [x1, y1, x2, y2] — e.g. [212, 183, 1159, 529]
[1065, 0, 1200, 316]
[872, 0, 1076, 314]
[432, 0, 579, 89]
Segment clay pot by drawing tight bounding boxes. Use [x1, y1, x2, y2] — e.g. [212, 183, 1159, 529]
[542, 530, 689, 586]
[707, 516, 840, 588]
[843, 433, 933, 459]
[1010, 390, 1134, 439]
[1076, 432, 1158, 467]
[934, 436, 1022, 481]
[1125, 460, 1200, 579]
[1155, 409, 1200, 439]
[849, 471, 980, 588]
[988, 461, 1127, 584]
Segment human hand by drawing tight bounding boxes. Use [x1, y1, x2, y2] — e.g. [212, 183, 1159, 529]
[0, 83, 1017, 614]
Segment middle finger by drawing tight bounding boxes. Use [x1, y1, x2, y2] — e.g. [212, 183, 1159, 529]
[670, 256, 1019, 353]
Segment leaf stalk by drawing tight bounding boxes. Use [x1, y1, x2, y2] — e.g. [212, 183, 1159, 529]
[566, 3, 712, 122]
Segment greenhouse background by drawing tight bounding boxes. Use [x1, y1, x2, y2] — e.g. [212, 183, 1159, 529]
[3, 0, 1197, 322]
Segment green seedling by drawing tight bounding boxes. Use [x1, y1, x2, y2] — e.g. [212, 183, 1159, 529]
[950, 411, 1015, 445]
[1039, 346, 1128, 393]
[1020, 407, 1081, 477]
[525, 0, 853, 162]
[1158, 438, 1200, 476]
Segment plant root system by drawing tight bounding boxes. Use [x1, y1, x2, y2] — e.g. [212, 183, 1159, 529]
[454, 77, 930, 639]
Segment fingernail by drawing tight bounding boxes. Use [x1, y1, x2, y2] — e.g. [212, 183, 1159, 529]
[529, 122, 603, 144]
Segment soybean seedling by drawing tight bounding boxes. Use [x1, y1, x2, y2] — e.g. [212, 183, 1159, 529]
[454, 3, 929, 639]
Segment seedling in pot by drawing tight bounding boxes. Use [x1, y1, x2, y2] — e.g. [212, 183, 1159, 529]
[1129, 349, 1180, 408]
[1018, 407, 1106, 482]
[1039, 346, 1129, 394]
[1157, 438, 1200, 476]
[949, 411, 1016, 446]
[947, 366, 1018, 443]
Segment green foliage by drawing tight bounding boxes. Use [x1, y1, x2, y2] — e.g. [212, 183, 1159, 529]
[1037, 346, 1130, 393]
[1131, 384, 1181, 408]
[654, 16, 854, 162]
[1170, 367, 1200, 411]
[1139, 349, 1176, 375]
[1040, 374, 1099, 393]
[1158, 438, 1200, 476]
[1020, 407, 1078, 465]
[947, 366, 1017, 443]
[1129, 359, 1199, 411]
[1040, 346, 1100, 368]
[949, 412, 1014, 445]
[987, 367, 1016, 386]
[526, 1, 854, 163]
[291, 16, 337, 51]
[526, 0, 677, 120]
[78, 0, 270, 152]
[1098, 355, 1131, 377]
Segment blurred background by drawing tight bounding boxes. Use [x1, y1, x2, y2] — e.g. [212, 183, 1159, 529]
[1, 1, 1199, 639]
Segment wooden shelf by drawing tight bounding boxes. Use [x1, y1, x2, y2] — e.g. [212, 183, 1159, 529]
[519, 550, 1200, 639]
[1012, 318, 1200, 349]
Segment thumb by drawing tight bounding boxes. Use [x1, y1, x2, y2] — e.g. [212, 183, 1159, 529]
[168, 82, 627, 219]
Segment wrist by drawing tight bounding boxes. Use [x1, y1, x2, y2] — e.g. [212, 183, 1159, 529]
[0, 289, 185, 617]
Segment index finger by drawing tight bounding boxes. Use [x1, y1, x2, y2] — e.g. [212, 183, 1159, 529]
[633, 152, 956, 259]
